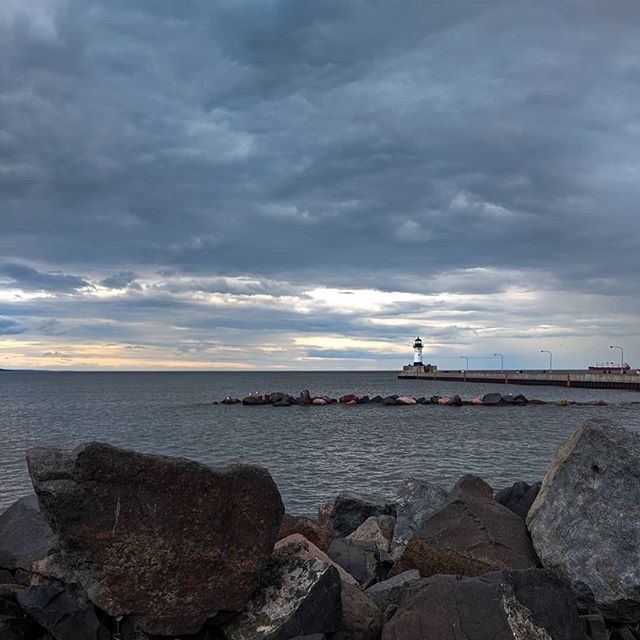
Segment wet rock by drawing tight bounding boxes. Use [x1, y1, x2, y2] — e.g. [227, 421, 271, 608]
[268, 392, 289, 403]
[369, 396, 384, 404]
[449, 394, 463, 406]
[242, 395, 265, 405]
[482, 393, 504, 405]
[415, 397, 427, 404]
[347, 516, 395, 553]
[0, 495, 57, 572]
[273, 399, 291, 407]
[364, 570, 421, 612]
[391, 478, 447, 555]
[396, 396, 416, 405]
[527, 419, 640, 623]
[221, 396, 240, 404]
[339, 394, 359, 404]
[17, 585, 104, 640]
[278, 515, 331, 552]
[503, 393, 528, 405]
[382, 568, 584, 640]
[312, 398, 328, 406]
[328, 491, 396, 537]
[328, 582, 382, 640]
[392, 475, 539, 578]
[495, 480, 541, 520]
[382, 397, 398, 406]
[299, 390, 313, 405]
[359, 396, 370, 404]
[26, 442, 284, 636]
[275, 534, 357, 585]
[327, 538, 381, 588]
[222, 555, 342, 640]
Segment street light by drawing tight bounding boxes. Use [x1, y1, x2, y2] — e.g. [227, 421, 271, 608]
[459, 355, 469, 372]
[493, 353, 504, 372]
[610, 345, 624, 371]
[541, 350, 552, 372]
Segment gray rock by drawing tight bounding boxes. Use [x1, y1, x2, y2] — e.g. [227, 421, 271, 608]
[347, 515, 395, 553]
[26, 442, 284, 636]
[328, 491, 396, 537]
[495, 480, 541, 520]
[382, 568, 585, 640]
[17, 585, 104, 640]
[327, 538, 381, 588]
[391, 478, 447, 554]
[222, 555, 342, 640]
[327, 582, 382, 640]
[482, 393, 504, 405]
[0, 495, 57, 572]
[364, 570, 421, 611]
[527, 419, 640, 623]
[0, 594, 44, 640]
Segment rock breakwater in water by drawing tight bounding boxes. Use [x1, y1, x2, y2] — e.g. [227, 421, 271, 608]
[0, 418, 638, 639]
[218, 390, 610, 408]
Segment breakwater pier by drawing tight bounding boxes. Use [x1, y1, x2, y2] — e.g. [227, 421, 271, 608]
[398, 366, 640, 391]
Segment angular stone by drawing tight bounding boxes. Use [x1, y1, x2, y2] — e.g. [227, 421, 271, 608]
[527, 419, 640, 623]
[396, 396, 416, 405]
[26, 442, 284, 636]
[0, 594, 44, 640]
[391, 478, 447, 554]
[275, 534, 358, 585]
[223, 555, 342, 640]
[392, 475, 539, 578]
[482, 393, 504, 405]
[382, 568, 584, 640]
[17, 585, 103, 640]
[495, 480, 541, 520]
[299, 390, 313, 405]
[364, 570, 421, 612]
[327, 582, 382, 640]
[278, 514, 331, 552]
[347, 516, 395, 553]
[328, 491, 396, 537]
[0, 495, 57, 572]
[327, 539, 381, 588]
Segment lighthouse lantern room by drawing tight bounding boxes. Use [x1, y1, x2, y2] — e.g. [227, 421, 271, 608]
[413, 337, 423, 365]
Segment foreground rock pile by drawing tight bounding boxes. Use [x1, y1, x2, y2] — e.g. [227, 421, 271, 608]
[0, 418, 638, 639]
[219, 390, 608, 407]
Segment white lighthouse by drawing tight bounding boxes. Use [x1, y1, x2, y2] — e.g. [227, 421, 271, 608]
[413, 337, 423, 365]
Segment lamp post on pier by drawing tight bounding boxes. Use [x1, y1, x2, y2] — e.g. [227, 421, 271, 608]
[610, 345, 624, 371]
[541, 350, 552, 372]
[460, 355, 469, 372]
[493, 353, 504, 372]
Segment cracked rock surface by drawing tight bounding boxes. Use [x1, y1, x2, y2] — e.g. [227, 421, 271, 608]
[26, 442, 284, 636]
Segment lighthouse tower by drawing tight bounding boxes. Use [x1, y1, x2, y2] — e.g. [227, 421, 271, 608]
[413, 337, 423, 365]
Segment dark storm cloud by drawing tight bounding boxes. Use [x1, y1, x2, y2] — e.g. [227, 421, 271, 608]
[1, 0, 639, 367]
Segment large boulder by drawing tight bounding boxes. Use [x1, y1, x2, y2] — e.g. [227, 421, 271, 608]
[392, 475, 539, 577]
[495, 480, 541, 520]
[222, 555, 342, 640]
[26, 442, 284, 635]
[382, 568, 585, 640]
[391, 478, 447, 555]
[0, 495, 57, 572]
[328, 582, 382, 640]
[328, 492, 396, 537]
[0, 591, 44, 640]
[527, 420, 640, 623]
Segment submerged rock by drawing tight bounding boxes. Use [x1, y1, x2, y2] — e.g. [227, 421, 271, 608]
[0, 494, 57, 572]
[392, 475, 539, 578]
[328, 492, 396, 537]
[222, 555, 342, 640]
[26, 442, 284, 636]
[527, 419, 640, 623]
[382, 568, 584, 640]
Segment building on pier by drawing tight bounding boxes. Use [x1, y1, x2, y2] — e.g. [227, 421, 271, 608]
[403, 336, 437, 374]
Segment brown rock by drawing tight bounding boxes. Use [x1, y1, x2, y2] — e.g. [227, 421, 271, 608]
[275, 534, 358, 585]
[278, 514, 332, 551]
[339, 394, 359, 403]
[26, 442, 284, 636]
[392, 475, 538, 578]
[347, 516, 395, 553]
[328, 582, 382, 640]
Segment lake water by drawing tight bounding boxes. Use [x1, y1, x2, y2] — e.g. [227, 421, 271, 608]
[1, 371, 639, 516]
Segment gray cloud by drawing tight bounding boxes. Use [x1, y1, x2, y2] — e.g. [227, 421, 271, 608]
[0, 0, 639, 367]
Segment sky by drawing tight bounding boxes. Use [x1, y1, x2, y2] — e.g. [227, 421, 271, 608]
[1, 0, 639, 371]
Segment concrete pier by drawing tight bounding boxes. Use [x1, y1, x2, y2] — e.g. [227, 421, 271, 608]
[398, 366, 640, 391]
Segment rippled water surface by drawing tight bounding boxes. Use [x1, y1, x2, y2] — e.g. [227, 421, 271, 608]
[1, 371, 639, 515]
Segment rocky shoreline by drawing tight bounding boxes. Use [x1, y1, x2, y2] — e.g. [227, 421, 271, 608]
[218, 390, 611, 407]
[1, 418, 639, 639]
